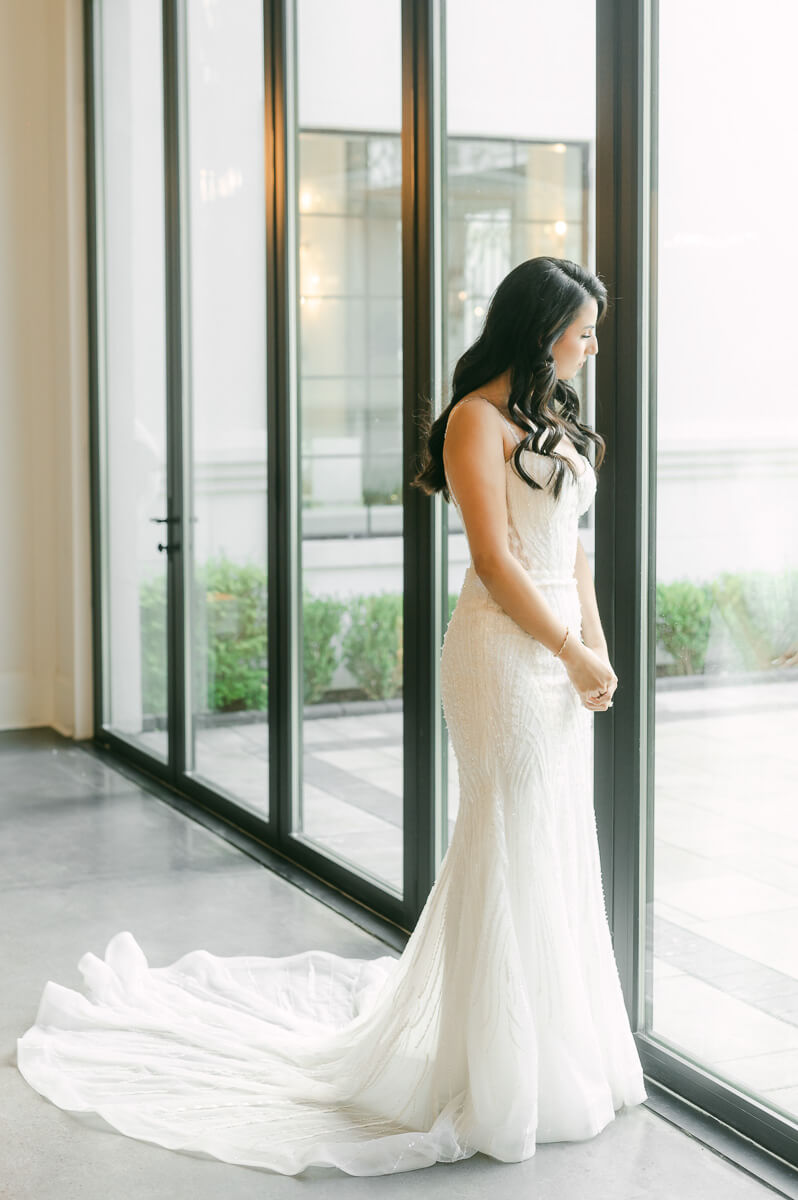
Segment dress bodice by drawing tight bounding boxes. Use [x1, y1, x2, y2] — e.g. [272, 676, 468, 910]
[444, 407, 597, 614]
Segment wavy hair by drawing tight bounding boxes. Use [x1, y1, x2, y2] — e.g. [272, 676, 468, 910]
[411, 256, 608, 503]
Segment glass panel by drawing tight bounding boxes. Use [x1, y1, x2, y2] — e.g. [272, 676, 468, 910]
[443, 2, 597, 851]
[96, 0, 169, 759]
[293, 2, 404, 894]
[648, 0, 798, 1123]
[181, 0, 269, 814]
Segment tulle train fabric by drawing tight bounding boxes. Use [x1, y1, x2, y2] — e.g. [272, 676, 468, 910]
[16, 433, 647, 1176]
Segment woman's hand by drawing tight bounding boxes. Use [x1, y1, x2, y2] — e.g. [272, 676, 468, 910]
[559, 637, 617, 711]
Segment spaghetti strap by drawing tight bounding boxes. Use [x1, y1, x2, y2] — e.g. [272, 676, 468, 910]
[496, 410, 522, 444]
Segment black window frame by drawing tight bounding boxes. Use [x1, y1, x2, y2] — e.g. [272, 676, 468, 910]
[81, 0, 798, 1182]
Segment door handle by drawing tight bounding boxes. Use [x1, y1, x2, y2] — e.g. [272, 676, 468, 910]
[157, 541, 181, 554]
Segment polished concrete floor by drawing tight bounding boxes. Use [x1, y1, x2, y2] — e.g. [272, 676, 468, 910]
[1, 727, 791, 1200]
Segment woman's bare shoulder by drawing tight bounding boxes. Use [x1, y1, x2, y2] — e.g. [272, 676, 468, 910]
[444, 397, 517, 479]
[442, 395, 509, 504]
[444, 395, 507, 442]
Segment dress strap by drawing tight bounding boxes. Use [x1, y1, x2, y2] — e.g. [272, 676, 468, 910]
[495, 410, 522, 445]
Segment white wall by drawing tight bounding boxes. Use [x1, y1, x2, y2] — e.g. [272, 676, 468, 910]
[0, 0, 92, 736]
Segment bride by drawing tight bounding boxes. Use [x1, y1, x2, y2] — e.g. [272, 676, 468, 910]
[16, 256, 647, 1176]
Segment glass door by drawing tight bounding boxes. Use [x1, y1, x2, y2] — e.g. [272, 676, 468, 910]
[92, 0, 273, 818]
[180, 0, 270, 817]
[92, 0, 171, 762]
[88, 0, 415, 926]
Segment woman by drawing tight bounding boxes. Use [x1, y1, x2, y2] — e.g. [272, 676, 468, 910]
[16, 257, 646, 1177]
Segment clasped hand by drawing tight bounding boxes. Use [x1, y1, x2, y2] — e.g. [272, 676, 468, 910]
[562, 643, 617, 712]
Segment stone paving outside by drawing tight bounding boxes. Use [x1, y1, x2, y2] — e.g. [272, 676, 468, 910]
[140, 674, 798, 1126]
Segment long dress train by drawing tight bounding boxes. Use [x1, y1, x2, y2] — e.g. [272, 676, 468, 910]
[16, 409, 647, 1176]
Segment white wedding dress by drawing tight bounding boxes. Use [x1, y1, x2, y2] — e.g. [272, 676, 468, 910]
[16, 403, 647, 1176]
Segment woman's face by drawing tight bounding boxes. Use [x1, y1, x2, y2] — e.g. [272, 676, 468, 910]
[551, 297, 599, 381]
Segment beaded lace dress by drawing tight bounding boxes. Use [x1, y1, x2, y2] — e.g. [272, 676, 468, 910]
[16, 399, 647, 1177]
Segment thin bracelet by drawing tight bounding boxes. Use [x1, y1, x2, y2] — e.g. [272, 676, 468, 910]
[552, 625, 569, 658]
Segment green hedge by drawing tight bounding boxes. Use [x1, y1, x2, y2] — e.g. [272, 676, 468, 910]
[139, 574, 168, 718]
[139, 559, 271, 716]
[139, 559, 407, 717]
[341, 593, 403, 700]
[139, 560, 797, 718]
[656, 568, 798, 676]
[303, 592, 346, 703]
[655, 579, 714, 675]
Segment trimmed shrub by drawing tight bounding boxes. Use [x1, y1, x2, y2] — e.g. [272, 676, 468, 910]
[302, 590, 345, 703]
[139, 574, 168, 717]
[202, 558, 268, 712]
[140, 560, 351, 714]
[656, 568, 798, 676]
[342, 592, 403, 699]
[655, 579, 714, 676]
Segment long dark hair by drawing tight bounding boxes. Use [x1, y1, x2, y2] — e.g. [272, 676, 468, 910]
[411, 257, 608, 503]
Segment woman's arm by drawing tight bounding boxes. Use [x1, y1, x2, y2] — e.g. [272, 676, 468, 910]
[573, 536, 608, 655]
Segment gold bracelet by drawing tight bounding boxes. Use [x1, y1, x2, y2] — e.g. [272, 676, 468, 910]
[552, 625, 569, 658]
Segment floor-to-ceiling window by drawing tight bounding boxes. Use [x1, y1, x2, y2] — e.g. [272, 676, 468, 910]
[442, 0, 596, 848]
[94, 0, 170, 761]
[85, 0, 797, 1172]
[181, 0, 270, 813]
[646, 0, 798, 1128]
[293, 2, 405, 894]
